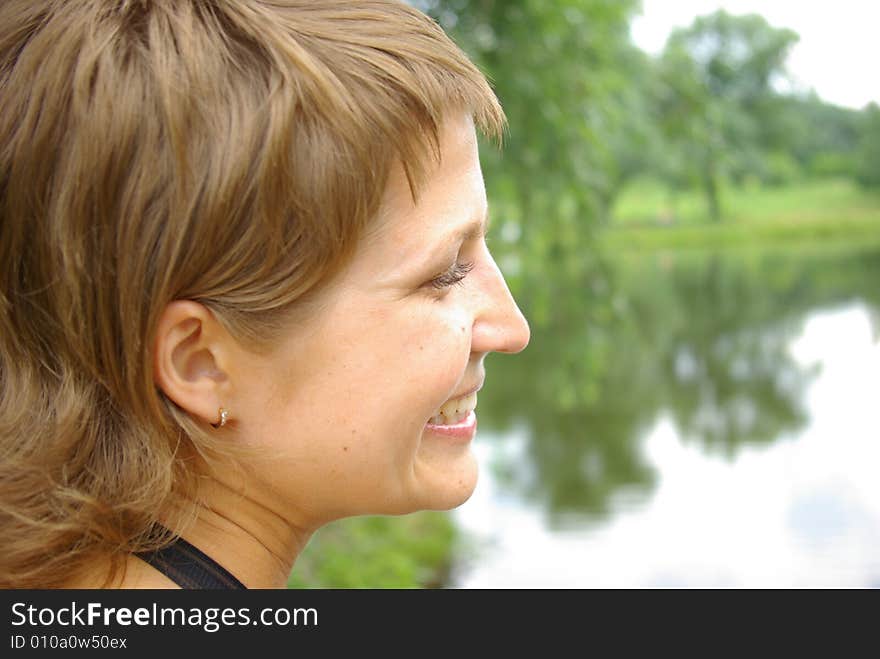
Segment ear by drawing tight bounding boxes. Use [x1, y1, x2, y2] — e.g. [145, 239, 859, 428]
[153, 300, 232, 427]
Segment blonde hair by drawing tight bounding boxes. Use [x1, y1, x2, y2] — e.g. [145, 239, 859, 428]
[0, 0, 504, 588]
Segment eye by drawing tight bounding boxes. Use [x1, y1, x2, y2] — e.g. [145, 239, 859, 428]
[429, 260, 474, 290]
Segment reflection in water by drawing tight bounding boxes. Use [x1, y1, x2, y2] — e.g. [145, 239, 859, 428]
[458, 247, 880, 586]
[657, 258, 810, 455]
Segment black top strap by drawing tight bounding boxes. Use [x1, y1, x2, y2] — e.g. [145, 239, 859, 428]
[135, 529, 246, 590]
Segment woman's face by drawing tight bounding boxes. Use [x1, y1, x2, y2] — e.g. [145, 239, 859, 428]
[231, 113, 530, 523]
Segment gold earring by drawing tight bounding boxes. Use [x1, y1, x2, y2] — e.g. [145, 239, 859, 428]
[212, 407, 229, 429]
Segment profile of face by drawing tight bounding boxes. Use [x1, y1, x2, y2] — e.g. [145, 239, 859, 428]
[166, 113, 529, 527]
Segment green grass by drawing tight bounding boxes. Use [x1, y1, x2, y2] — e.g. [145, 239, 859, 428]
[287, 512, 460, 588]
[604, 177, 880, 253]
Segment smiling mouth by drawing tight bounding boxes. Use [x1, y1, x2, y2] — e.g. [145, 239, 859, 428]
[428, 391, 478, 426]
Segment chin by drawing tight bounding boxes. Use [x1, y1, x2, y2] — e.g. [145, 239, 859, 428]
[376, 470, 478, 516]
[421, 460, 479, 512]
[429, 485, 476, 511]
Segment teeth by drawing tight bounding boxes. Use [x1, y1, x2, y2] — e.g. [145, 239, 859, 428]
[439, 392, 477, 417]
[429, 392, 477, 425]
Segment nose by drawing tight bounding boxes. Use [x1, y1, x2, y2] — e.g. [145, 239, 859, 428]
[471, 247, 530, 355]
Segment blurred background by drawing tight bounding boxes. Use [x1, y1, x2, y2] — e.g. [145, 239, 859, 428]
[290, 0, 880, 588]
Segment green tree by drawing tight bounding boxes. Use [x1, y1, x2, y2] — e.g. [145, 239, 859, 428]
[773, 93, 861, 179]
[657, 11, 799, 220]
[855, 102, 880, 188]
[417, 0, 642, 243]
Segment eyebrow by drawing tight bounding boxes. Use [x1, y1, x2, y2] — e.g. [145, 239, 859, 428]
[444, 204, 491, 248]
[393, 204, 490, 282]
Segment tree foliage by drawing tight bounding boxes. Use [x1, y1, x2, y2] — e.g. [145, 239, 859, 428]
[855, 103, 880, 188]
[421, 0, 642, 217]
[656, 10, 799, 220]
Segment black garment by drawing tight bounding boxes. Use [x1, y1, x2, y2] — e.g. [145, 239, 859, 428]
[135, 529, 246, 589]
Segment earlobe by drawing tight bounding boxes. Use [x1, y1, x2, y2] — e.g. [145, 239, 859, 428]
[153, 300, 231, 426]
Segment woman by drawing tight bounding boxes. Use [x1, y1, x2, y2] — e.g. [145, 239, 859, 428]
[0, 0, 529, 589]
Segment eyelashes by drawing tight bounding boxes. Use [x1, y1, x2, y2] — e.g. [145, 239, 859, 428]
[430, 261, 475, 290]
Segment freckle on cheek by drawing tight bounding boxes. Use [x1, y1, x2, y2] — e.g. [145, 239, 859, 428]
[343, 446, 349, 452]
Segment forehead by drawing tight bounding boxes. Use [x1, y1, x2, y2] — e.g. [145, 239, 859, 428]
[365, 114, 486, 254]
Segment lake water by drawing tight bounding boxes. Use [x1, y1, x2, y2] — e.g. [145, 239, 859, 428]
[451, 247, 880, 588]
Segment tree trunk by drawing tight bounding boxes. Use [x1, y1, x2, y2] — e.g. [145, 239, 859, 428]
[704, 149, 721, 222]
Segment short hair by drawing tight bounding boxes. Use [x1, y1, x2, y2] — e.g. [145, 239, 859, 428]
[0, 0, 504, 587]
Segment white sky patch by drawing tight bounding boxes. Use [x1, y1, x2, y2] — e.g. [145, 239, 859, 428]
[630, 0, 880, 110]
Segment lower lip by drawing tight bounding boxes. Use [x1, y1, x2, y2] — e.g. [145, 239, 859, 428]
[424, 410, 477, 441]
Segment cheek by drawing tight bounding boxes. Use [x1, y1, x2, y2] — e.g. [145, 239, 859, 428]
[248, 299, 473, 441]
[401, 305, 472, 386]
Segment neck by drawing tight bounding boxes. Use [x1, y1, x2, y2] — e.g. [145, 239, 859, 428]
[164, 472, 315, 589]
